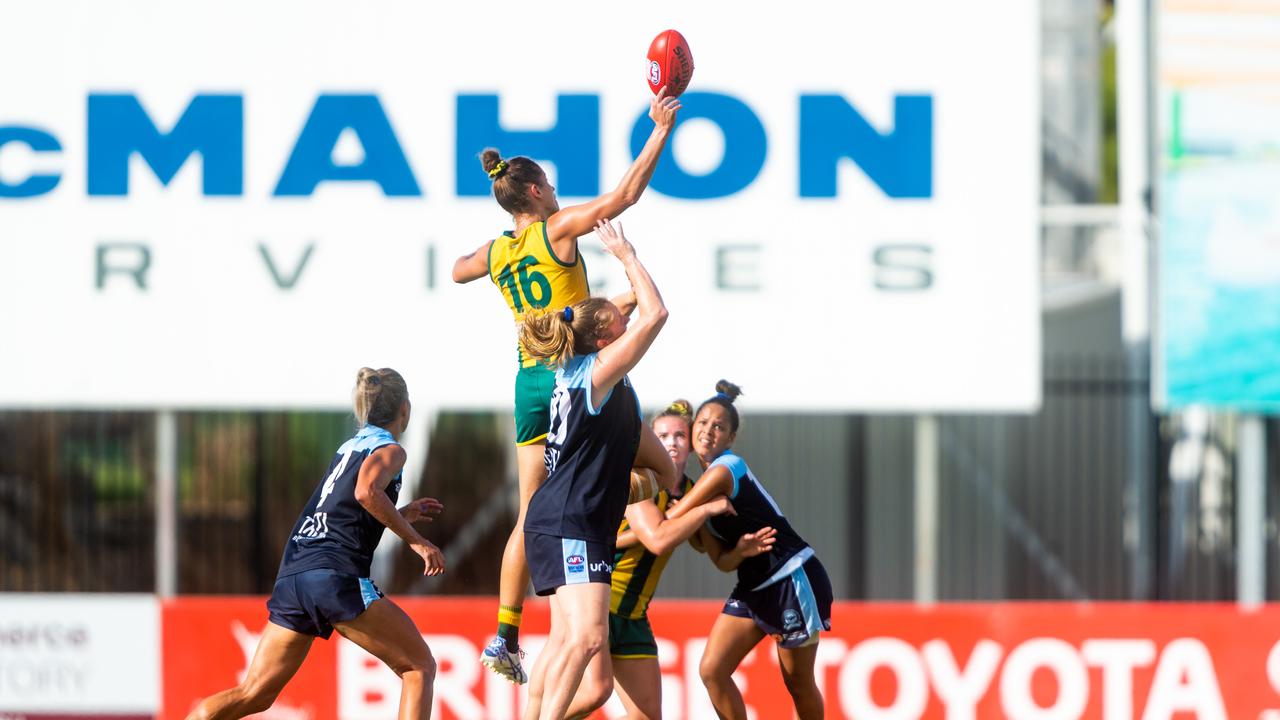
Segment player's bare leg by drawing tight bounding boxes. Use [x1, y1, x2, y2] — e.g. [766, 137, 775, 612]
[539, 583, 611, 720]
[698, 614, 765, 720]
[611, 656, 663, 720]
[777, 640, 824, 720]
[523, 595, 563, 720]
[335, 598, 436, 720]
[184, 622, 313, 720]
[482, 441, 548, 684]
[565, 642, 616, 718]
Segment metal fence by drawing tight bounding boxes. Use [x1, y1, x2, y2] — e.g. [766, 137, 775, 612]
[0, 412, 155, 592]
[3, 357, 1272, 600]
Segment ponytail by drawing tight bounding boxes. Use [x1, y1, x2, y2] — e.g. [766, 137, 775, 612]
[518, 297, 618, 367]
[353, 367, 408, 428]
[480, 148, 546, 216]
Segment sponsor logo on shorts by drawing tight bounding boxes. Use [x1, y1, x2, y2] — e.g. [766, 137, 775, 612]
[566, 554, 585, 574]
[782, 609, 801, 630]
[590, 560, 612, 573]
[774, 630, 810, 646]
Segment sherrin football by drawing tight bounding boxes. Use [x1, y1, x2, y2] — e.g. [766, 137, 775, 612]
[629, 467, 660, 504]
[646, 29, 694, 98]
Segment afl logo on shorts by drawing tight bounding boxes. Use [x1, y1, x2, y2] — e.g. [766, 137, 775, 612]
[566, 554, 585, 574]
[782, 609, 801, 630]
[648, 61, 661, 86]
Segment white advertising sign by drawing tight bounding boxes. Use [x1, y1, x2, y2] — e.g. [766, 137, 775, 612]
[0, 0, 1039, 411]
[0, 594, 159, 714]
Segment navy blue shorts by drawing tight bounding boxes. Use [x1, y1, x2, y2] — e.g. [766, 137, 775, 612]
[525, 532, 614, 596]
[267, 568, 384, 639]
[723, 556, 833, 648]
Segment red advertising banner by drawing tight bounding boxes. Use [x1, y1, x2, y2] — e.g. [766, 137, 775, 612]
[162, 599, 1280, 719]
[163, 597, 338, 720]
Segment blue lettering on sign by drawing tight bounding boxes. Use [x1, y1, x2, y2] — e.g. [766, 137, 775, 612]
[87, 94, 243, 196]
[799, 94, 932, 198]
[274, 94, 421, 197]
[2, 91, 934, 200]
[455, 94, 599, 198]
[0, 127, 62, 197]
[630, 92, 767, 200]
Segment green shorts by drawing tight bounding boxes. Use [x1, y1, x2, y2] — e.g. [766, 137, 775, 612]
[514, 363, 556, 445]
[608, 612, 658, 658]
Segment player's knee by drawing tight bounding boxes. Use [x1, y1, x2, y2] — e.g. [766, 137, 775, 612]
[699, 655, 731, 687]
[580, 673, 614, 711]
[566, 626, 607, 659]
[394, 646, 437, 682]
[780, 668, 817, 697]
[410, 649, 437, 682]
[238, 682, 282, 715]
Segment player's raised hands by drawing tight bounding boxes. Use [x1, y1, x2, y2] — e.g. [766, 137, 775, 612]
[400, 497, 444, 524]
[594, 218, 636, 260]
[649, 86, 681, 130]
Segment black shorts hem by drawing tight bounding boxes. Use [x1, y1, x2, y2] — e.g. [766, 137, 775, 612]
[723, 556, 833, 649]
[525, 532, 615, 595]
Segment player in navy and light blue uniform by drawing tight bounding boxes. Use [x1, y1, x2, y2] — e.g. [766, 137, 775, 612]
[515, 219, 679, 720]
[523, 355, 644, 593]
[667, 380, 832, 720]
[186, 368, 446, 720]
[451, 89, 680, 687]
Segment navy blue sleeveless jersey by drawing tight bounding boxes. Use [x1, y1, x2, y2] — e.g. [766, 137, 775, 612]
[525, 353, 642, 544]
[276, 425, 403, 579]
[700, 450, 814, 590]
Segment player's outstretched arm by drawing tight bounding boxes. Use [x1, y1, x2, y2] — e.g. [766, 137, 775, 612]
[665, 465, 734, 521]
[544, 87, 680, 250]
[592, 220, 668, 398]
[452, 240, 494, 284]
[355, 445, 445, 576]
[623, 495, 734, 557]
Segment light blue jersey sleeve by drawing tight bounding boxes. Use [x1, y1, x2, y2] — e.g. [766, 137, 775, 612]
[709, 451, 750, 499]
[335, 425, 403, 480]
[558, 354, 611, 414]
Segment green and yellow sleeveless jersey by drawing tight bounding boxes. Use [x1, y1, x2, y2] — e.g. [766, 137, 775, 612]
[610, 487, 679, 620]
[487, 221, 590, 368]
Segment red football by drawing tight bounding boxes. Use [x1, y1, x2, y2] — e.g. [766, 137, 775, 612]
[646, 29, 694, 97]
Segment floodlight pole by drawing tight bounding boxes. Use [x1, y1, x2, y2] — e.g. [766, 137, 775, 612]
[1117, 0, 1150, 346]
[1116, 0, 1157, 600]
[155, 410, 178, 598]
[914, 415, 939, 604]
[1238, 416, 1266, 607]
